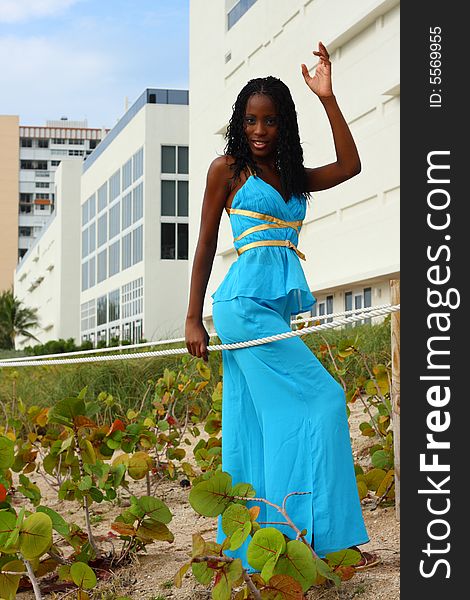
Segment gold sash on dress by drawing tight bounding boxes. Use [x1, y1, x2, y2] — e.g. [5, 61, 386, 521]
[228, 164, 306, 261]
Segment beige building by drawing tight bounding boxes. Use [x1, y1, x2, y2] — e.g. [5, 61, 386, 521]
[189, 0, 400, 327]
[0, 116, 19, 292]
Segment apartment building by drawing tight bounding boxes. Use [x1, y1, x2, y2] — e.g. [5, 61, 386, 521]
[189, 0, 400, 328]
[80, 88, 189, 345]
[0, 115, 107, 292]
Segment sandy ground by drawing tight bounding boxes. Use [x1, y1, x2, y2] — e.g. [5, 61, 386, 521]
[15, 399, 399, 599]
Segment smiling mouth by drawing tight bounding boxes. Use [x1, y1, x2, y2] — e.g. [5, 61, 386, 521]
[252, 140, 269, 149]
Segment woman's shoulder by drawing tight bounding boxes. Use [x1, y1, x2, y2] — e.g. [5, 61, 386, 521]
[207, 155, 240, 191]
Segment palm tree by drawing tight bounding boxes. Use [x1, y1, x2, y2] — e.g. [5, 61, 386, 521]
[0, 289, 41, 350]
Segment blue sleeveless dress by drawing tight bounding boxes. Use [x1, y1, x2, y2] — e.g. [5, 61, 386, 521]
[211, 174, 369, 573]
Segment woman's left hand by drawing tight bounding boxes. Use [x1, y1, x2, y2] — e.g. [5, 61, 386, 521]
[301, 41, 334, 98]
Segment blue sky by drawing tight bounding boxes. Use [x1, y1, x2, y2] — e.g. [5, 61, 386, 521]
[0, 0, 189, 128]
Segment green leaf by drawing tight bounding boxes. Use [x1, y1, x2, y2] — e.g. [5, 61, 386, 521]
[37, 506, 70, 537]
[188, 471, 233, 517]
[229, 520, 252, 551]
[221, 503, 251, 537]
[273, 539, 317, 592]
[70, 561, 97, 590]
[78, 476, 93, 491]
[19, 512, 53, 559]
[325, 548, 361, 566]
[196, 360, 211, 380]
[261, 544, 283, 582]
[371, 449, 393, 470]
[212, 571, 230, 600]
[137, 496, 172, 524]
[246, 528, 286, 571]
[364, 468, 387, 492]
[357, 479, 368, 501]
[0, 559, 24, 600]
[136, 519, 174, 542]
[88, 487, 104, 503]
[0, 437, 14, 469]
[231, 481, 256, 504]
[315, 558, 341, 586]
[0, 511, 16, 547]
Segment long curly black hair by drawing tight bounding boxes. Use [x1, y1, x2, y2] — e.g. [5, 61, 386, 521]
[224, 76, 311, 203]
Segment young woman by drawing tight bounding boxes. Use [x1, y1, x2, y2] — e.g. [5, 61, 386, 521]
[185, 42, 380, 573]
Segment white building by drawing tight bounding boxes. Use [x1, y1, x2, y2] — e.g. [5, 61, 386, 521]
[17, 119, 106, 260]
[13, 160, 82, 348]
[0, 117, 107, 292]
[189, 0, 400, 328]
[80, 88, 189, 346]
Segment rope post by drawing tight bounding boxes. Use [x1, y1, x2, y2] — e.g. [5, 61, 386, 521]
[390, 279, 400, 521]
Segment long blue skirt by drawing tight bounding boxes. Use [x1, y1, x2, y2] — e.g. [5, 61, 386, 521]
[212, 294, 369, 573]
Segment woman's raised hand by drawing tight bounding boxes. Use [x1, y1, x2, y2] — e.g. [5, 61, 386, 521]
[185, 317, 210, 362]
[301, 41, 334, 98]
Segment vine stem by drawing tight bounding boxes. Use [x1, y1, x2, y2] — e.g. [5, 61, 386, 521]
[22, 556, 43, 600]
[72, 426, 101, 558]
[233, 492, 319, 559]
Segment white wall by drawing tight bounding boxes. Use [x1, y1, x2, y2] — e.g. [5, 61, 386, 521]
[189, 0, 400, 322]
[14, 160, 82, 348]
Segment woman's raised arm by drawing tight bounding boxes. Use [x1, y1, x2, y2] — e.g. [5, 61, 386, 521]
[301, 41, 361, 191]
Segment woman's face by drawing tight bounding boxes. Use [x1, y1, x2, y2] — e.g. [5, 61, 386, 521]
[243, 93, 279, 160]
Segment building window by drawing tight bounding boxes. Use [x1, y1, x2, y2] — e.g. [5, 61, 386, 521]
[122, 277, 143, 319]
[109, 169, 120, 202]
[133, 147, 144, 181]
[122, 192, 132, 230]
[161, 223, 175, 259]
[98, 182, 107, 212]
[97, 295, 107, 326]
[89, 222, 96, 253]
[37, 139, 49, 148]
[178, 181, 188, 216]
[122, 232, 132, 269]
[36, 182, 50, 188]
[122, 158, 132, 190]
[50, 160, 61, 166]
[89, 256, 96, 288]
[109, 202, 120, 239]
[132, 225, 143, 265]
[161, 181, 176, 215]
[19, 226, 33, 237]
[81, 299, 95, 332]
[98, 213, 107, 247]
[20, 160, 47, 170]
[227, 0, 258, 29]
[133, 183, 143, 222]
[363, 287, 372, 325]
[20, 138, 32, 147]
[109, 241, 120, 276]
[177, 224, 188, 259]
[326, 295, 333, 323]
[109, 289, 120, 322]
[161, 146, 176, 173]
[344, 291, 353, 328]
[82, 228, 89, 259]
[97, 249, 107, 283]
[81, 261, 88, 291]
[177, 146, 189, 174]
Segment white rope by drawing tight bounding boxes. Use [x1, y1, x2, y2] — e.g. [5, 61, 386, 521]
[0, 304, 399, 368]
[0, 302, 395, 364]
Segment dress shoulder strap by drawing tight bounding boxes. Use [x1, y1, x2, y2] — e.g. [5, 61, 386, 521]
[246, 164, 255, 178]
